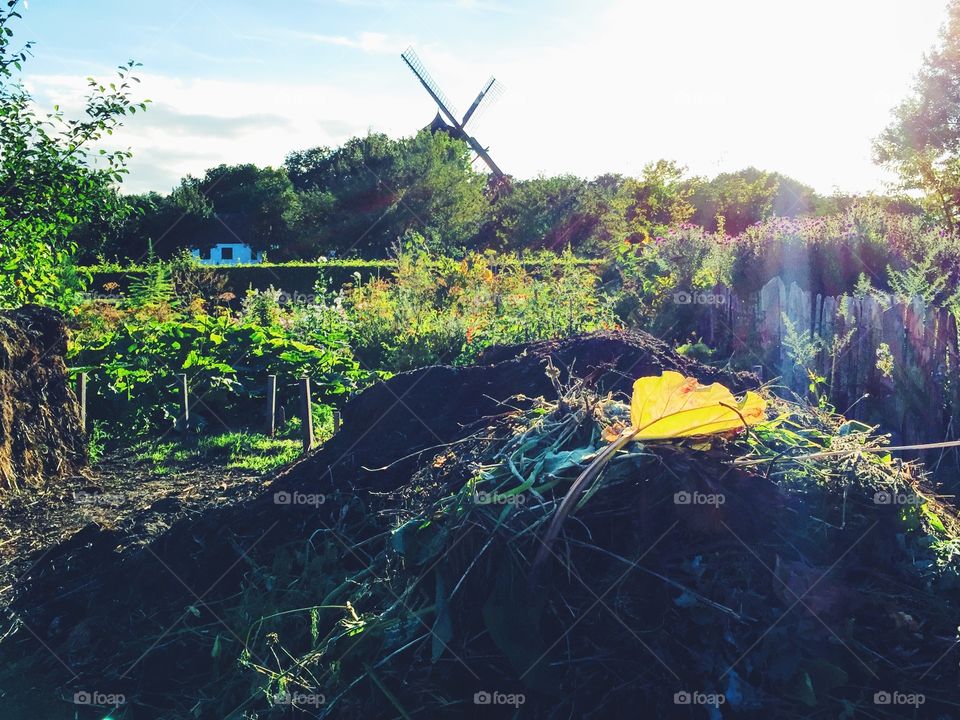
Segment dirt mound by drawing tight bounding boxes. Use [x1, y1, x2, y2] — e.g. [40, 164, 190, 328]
[304, 330, 757, 490]
[2, 330, 957, 719]
[0, 305, 85, 491]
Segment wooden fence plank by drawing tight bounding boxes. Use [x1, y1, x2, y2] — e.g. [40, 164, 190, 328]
[77, 372, 87, 432]
[702, 278, 960, 445]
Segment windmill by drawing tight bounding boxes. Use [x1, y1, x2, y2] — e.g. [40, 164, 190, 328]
[401, 47, 506, 180]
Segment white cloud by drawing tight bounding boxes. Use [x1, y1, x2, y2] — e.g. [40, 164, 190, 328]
[21, 0, 951, 195]
[25, 70, 421, 193]
[298, 31, 409, 54]
[437, 0, 947, 193]
[450, 0, 520, 14]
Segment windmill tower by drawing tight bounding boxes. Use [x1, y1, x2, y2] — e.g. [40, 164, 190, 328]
[401, 47, 506, 180]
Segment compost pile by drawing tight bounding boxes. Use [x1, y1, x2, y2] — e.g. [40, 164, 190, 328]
[0, 305, 85, 491]
[2, 331, 960, 719]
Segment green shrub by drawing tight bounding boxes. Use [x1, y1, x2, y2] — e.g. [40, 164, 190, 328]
[73, 308, 364, 437]
[730, 204, 947, 295]
[345, 246, 616, 370]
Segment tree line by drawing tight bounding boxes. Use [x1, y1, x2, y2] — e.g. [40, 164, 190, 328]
[74, 138, 921, 264]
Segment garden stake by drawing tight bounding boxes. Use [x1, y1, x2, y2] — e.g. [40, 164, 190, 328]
[300, 377, 314, 453]
[266, 375, 277, 438]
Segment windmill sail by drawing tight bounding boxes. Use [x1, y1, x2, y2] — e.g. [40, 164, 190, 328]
[401, 48, 460, 126]
[401, 46, 506, 179]
[462, 77, 501, 129]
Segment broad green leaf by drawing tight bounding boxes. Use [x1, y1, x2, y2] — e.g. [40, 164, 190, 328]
[922, 504, 947, 534]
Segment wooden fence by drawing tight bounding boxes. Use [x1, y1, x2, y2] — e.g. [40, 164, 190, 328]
[693, 277, 960, 452]
[73, 372, 342, 456]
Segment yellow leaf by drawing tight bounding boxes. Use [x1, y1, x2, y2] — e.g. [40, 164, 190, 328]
[630, 371, 766, 441]
[533, 371, 765, 579]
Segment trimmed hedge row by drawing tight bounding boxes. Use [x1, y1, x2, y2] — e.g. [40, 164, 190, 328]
[86, 263, 392, 298]
[83, 259, 598, 298]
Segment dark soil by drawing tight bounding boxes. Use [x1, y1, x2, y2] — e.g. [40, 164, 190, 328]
[0, 330, 759, 718]
[0, 454, 263, 608]
[312, 330, 757, 490]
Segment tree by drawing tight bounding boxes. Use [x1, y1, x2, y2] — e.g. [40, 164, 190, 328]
[78, 185, 214, 263]
[288, 187, 336, 258]
[83, 166, 298, 263]
[601, 160, 695, 244]
[687, 168, 816, 234]
[196, 164, 299, 255]
[476, 172, 633, 254]
[396, 130, 487, 253]
[0, 0, 146, 307]
[477, 174, 588, 251]
[875, 0, 960, 230]
[285, 130, 487, 257]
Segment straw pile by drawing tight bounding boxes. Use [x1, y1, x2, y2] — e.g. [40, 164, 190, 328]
[0, 305, 85, 491]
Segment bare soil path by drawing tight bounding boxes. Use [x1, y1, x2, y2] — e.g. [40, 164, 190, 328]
[0, 452, 266, 609]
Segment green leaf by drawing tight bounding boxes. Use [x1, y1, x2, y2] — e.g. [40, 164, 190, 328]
[482, 563, 557, 693]
[431, 571, 452, 662]
[922, 504, 947, 534]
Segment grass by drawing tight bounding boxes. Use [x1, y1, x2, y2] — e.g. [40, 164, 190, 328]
[119, 403, 335, 476]
[203, 432, 303, 472]
[131, 432, 303, 475]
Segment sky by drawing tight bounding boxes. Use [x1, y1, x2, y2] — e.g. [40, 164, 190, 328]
[13, 0, 952, 195]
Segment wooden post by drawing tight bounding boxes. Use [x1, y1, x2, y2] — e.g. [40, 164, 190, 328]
[299, 377, 314, 453]
[333, 410, 342, 435]
[77, 372, 88, 431]
[177, 373, 190, 442]
[266, 375, 277, 438]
